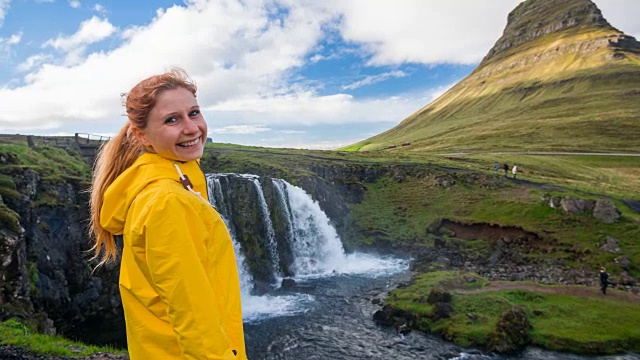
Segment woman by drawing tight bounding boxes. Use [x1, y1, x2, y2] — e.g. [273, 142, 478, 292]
[89, 69, 246, 359]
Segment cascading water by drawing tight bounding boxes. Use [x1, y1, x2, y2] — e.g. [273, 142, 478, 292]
[250, 177, 281, 279]
[206, 173, 408, 322]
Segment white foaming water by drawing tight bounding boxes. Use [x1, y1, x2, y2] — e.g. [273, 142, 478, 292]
[280, 180, 409, 278]
[242, 293, 315, 323]
[207, 174, 408, 322]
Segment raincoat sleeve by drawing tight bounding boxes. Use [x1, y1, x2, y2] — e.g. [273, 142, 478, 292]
[143, 192, 237, 360]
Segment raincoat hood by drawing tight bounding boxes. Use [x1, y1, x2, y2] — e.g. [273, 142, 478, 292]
[100, 152, 206, 235]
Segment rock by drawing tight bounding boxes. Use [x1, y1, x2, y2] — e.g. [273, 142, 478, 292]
[281, 278, 296, 289]
[463, 275, 477, 283]
[431, 302, 454, 321]
[592, 199, 621, 223]
[371, 298, 381, 305]
[615, 256, 632, 271]
[466, 313, 478, 321]
[600, 236, 621, 253]
[488, 306, 531, 353]
[427, 288, 452, 304]
[434, 237, 446, 247]
[394, 319, 411, 334]
[560, 197, 595, 214]
[549, 197, 561, 209]
[618, 271, 635, 286]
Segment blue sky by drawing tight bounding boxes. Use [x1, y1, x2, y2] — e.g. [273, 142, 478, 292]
[1, 0, 639, 149]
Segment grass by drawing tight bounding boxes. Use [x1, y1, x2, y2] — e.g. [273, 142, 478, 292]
[204, 143, 640, 276]
[342, 21, 640, 154]
[0, 319, 126, 357]
[384, 271, 640, 354]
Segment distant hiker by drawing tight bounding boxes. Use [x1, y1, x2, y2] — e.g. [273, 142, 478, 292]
[512, 165, 518, 179]
[494, 162, 499, 174]
[600, 267, 609, 295]
[503, 163, 509, 177]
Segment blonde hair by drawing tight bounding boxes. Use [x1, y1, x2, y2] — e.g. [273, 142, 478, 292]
[89, 68, 197, 265]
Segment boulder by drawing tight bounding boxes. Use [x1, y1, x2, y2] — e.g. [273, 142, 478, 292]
[548, 197, 561, 209]
[281, 278, 296, 289]
[615, 256, 632, 271]
[426, 288, 452, 304]
[600, 236, 621, 253]
[488, 306, 531, 353]
[560, 197, 595, 214]
[592, 199, 621, 223]
[431, 302, 454, 321]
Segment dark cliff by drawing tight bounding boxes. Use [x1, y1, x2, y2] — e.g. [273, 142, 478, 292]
[0, 145, 125, 346]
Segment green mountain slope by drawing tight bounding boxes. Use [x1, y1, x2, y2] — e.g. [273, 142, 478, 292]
[348, 0, 640, 153]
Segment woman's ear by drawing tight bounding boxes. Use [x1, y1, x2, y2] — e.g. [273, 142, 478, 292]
[131, 126, 150, 147]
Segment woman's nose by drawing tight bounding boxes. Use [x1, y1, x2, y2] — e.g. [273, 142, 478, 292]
[183, 116, 199, 134]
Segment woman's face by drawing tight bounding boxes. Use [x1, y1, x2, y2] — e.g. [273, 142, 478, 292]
[133, 87, 207, 162]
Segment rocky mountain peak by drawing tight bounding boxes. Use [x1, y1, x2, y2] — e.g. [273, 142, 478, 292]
[479, 0, 627, 66]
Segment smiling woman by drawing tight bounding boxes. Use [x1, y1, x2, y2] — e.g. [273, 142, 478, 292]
[88, 68, 247, 359]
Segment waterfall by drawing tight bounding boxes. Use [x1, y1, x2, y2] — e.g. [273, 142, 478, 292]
[206, 176, 254, 295]
[250, 178, 281, 279]
[206, 173, 408, 322]
[273, 179, 346, 277]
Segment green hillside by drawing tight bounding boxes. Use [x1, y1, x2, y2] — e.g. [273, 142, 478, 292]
[346, 0, 640, 153]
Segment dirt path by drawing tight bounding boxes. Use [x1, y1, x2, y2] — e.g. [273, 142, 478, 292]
[455, 281, 640, 303]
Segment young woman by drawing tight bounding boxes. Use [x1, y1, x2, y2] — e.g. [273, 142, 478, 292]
[89, 69, 246, 359]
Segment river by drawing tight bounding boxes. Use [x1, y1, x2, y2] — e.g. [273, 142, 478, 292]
[242, 267, 640, 360]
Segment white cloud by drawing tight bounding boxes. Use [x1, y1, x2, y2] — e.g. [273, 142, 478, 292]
[0, 0, 337, 132]
[17, 53, 53, 72]
[0, 0, 9, 27]
[211, 125, 271, 135]
[342, 70, 406, 91]
[206, 89, 434, 126]
[44, 16, 115, 64]
[94, 3, 106, 14]
[278, 130, 306, 134]
[326, 0, 521, 66]
[69, 0, 81, 8]
[0, 32, 21, 60]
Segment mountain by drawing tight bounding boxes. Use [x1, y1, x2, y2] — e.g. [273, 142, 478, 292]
[347, 0, 640, 153]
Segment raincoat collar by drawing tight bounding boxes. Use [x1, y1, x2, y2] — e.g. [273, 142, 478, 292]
[100, 152, 207, 235]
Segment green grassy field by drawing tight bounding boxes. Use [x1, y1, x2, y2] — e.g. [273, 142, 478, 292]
[0, 319, 126, 357]
[384, 271, 640, 354]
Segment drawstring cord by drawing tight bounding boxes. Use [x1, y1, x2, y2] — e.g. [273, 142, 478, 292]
[173, 163, 209, 204]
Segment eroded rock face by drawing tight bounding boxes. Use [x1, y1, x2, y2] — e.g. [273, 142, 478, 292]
[481, 0, 618, 66]
[0, 166, 125, 346]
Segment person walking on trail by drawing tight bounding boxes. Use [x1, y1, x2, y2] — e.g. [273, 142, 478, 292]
[503, 163, 509, 177]
[600, 267, 609, 295]
[89, 68, 247, 359]
[494, 162, 499, 174]
[512, 165, 518, 179]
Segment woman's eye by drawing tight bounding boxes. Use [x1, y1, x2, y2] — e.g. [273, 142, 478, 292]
[164, 116, 178, 124]
[189, 110, 200, 117]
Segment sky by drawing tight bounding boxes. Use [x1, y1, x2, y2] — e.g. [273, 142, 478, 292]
[1, 0, 639, 150]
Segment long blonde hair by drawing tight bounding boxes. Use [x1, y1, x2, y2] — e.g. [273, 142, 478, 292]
[89, 68, 197, 265]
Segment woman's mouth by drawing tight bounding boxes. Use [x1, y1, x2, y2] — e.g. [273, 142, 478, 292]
[178, 137, 200, 147]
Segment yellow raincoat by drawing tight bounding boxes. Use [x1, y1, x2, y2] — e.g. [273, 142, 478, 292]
[100, 152, 246, 359]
